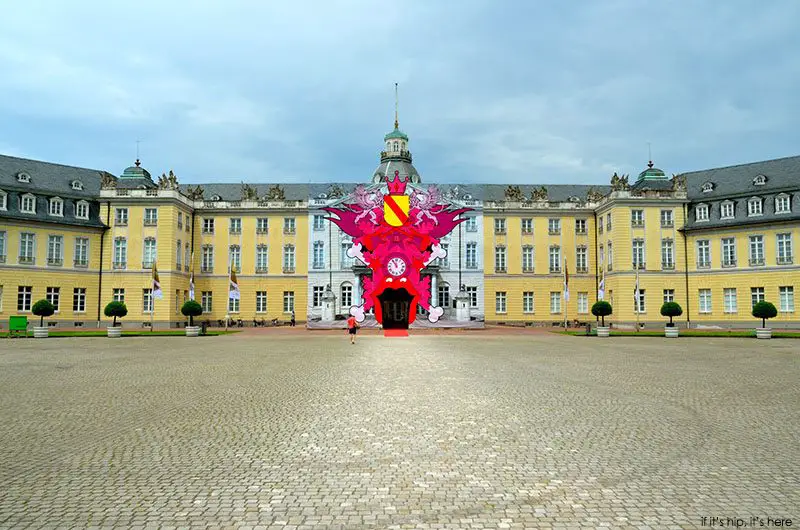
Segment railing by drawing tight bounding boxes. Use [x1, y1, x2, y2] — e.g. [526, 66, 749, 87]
[598, 226, 604, 234]
[256, 266, 268, 274]
[576, 266, 588, 273]
[722, 260, 737, 268]
[522, 267, 534, 273]
[607, 264, 613, 271]
[465, 225, 478, 232]
[777, 256, 794, 265]
[466, 263, 478, 269]
[633, 263, 646, 270]
[661, 263, 674, 271]
[494, 229, 506, 235]
[202, 229, 214, 234]
[142, 261, 154, 269]
[631, 220, 644, 228]
[697, 261, 711, 269]
[284, 228, 296, 235]
[19, 256, 34, 264]
[74, 259, 88, 268]
[143, 220, 157, 226]
[312, 263, 325, 270]
[146, 189, 158, 197]
[112, 261, 126, 269]
[201, 266, 213, 273]
[229, 229, 241, 235]
[521, 228, 533, 235]
[229, 266, 241, 274]
[548, 229, 561, 235]
[116, 189, 129, 196]
[749, 258, 765, 267]
[47, 258, 63, 266]
[549, 267, 561, 273]
[283, 267, 295, 274]
[575, 228, 587, 235]
[661, 221, 674, 228]
[115, 219, 128, 226]
[184, 264, 189, 272]
[256, 228, 269, 234]
[495, 267, 507, 273]
[607, 222, 613, 230]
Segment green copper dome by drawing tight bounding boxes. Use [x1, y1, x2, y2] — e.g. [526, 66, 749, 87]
[637, 161, 666, 182]
[120, 159, 151, 179]
[384, 127, 409, 141]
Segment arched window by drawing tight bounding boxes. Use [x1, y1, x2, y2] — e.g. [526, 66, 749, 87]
[393, 141, 399, 151]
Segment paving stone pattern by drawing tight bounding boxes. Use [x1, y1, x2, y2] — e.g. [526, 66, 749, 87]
[0, 334, 797, 529]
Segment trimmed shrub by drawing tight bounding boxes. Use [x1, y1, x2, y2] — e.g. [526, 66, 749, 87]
[104, 301, 128, 327]
[181, 300, 203, 327]
[32, 299, 55, 327]
[752, 301, 778, 328]
[660, 302, 683, 327]
[591, 301, 613, 327]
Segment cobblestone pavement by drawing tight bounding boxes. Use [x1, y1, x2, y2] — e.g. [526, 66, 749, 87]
[0, 334, 797, 529]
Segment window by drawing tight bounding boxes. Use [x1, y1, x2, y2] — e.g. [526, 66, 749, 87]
[313, 241, 325, 269]
[753, 174, 767, 186]
[522, 246, 534, 272]
[523, 291, 534, 313]
[724, 288, 737, 313]
[47, 197, 63, 217]
[660, 209, 673, 228]
[464, 216, 477, 232]
[115, 208, 128, 226]
[283, 217, 296, 235]
[701, 182, 714, 193]
[113, 288, 125, 302]
[75, 200, 89, 220]
[283, 291, 295, 312]
[229, 245, 241, 272]
[576, 246, 588, 273]
[439, 243, 449, 268]
[550, 292, 561, 314]
[143, 238, 157, 268]
[607, 242, 613, 271]
[747, 198, 763, 217]
[0, 231, 5, 262]
[228, 296, 240, 313]
[313, 215, 326, 231]
[312, 286, 325, 307]
[46, 287, 60, 312]
[777, 233, 793, 264]
[698, 289, 712, 313]
[720, 201, 734, 219]
[634, 289, 646, 314]
[185, 243, 190, 271]
[575, 219, 587, 234]
[203, 218, 215, 233]
[0, 285, 2, 312]
[631, 209, 644, 227]
[19, 232, 35, 264]
[256, 245, 269, 272]
[578, 292, 588, 314]
[176, 240, 182, 269]
[0, 190, 6, 210]
[283, 245, 295, 272]
[71, 180, 83, 190]
[751, 287, 765, 307]
[521, 218, 533, 234]
[722, 238, 736, 267]
[548, 218, 561, 235]
[73, 288, 86, 313]
[696, 204, 709, 222]
[549, 245, 561, 273]
[494, 246, 506, 273]
[696, 240, 710, 269]
[494, 218, 506, 235]
[340, 243, 353, 268]
[606, 213, 612, 230]
[598, 216, 604, 234]
[177, 212, 183, 229]
[779, 286, 794, 313]
[18, 286, 32, 311]
[47, 235, 63, 266]
[201, 292, 212, 313]
[632, 239, 645, 269]
[229, 218, 242, 234]
[74, 237, 89, 267]
[466, 286, 478, 308]
[775, 195, 791, 214]
[661, 239, 674, 270]
[144, 208, 158, 226]
[598, 244, 604, 266]
[201, 245, 214, 273]
[438, 284, 451, 308]
[256, 291, 268, 313]
[341, 283, 352, 309]
[748, 235, 764, 266]
[466, 242, 478, 269]
[17, 172, 30, 183]
[253, 218, 268, 235]
[495, 292, 507, 313]
[663, 289, 675, 303]
[141, 289, 153, 313]
[21, 194, 36, 213]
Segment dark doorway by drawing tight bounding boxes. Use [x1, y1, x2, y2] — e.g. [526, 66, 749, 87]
[378, 288, 412, 329]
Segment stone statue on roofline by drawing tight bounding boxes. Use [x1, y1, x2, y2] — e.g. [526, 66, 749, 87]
[158, 170, 180, 190]
[241, 182, 258, 200]
[185, 185, 204, 200]
[530, 186, 548, 201]
[586, 187, 605, 202]
[505, 185, 525, 201]
[671, 173, 687, 192]
[263, 184, 285, 201]
[99, 171, 117, 189]
[610, 172, 630, 191]
[327, 183, 345, 199]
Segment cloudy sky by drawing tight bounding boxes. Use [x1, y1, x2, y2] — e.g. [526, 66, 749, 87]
[1, 1, 798, 185]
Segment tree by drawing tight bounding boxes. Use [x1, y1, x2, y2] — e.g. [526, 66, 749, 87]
[104, 301, 128, 327]
[181, 300, 203, 327]
[591, 301, 613, 327]
[752, 301, 777, 328]
[660, 302, 683, 327]
[31, 299, 55, 327]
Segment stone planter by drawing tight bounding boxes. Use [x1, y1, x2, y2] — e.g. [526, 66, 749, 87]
[33, 326, 49, 338]
[596, 326, 610, 337]
[665, 326, 679, 338]
[756, 327, 772, 339]
[185, 326, 200, 337]
[107, 326, 122, 338]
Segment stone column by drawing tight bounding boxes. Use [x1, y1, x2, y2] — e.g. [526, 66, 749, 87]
[431, 274, 438, 307]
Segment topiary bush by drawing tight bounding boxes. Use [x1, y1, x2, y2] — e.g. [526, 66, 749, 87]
[660, 301, 683, 327]
[32, 299, 55, 327]
[104, 301, 128, 327]
[752, 301, 777, 328]
[591, 301, 613, 327]
[181, 300, 203, 327]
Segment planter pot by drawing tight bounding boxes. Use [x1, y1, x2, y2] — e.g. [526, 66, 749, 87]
[756, 327, 772, 339]
[107, 326, 122, 338]
[185, 326, 200, 337]
[596, 326, 610, 337]
[665, 326, 679, 338]
[33, 326, 49, 338]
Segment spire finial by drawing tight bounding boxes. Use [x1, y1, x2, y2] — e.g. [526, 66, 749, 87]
[394, 82, 399, 130]
[135, 139, 141, 167]
[647, 142, 653, 168]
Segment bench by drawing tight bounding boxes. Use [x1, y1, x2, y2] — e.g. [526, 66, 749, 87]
[9, 316, 29, 338]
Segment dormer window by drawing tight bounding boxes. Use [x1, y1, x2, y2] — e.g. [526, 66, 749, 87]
[464, 194, 472, 200]
[76, 200, 89, 220]
[0, 190, 6, 210]
[48, 197, 64, 217]
[317, 193, 327, 199]
[20, 193, 36, 213]
[696, 203, 709, 222]
[720, 201, 735, 220]
[16, 172, 31, 183]
[753, 174, 767, 186]
[775, 194, 791, 214]
[568, 196, 580, 203]
[210, 194, 222, 201]
[71, 180, 84, 191]
[701, 182, 714, 193]
[747, 197, 763, 217]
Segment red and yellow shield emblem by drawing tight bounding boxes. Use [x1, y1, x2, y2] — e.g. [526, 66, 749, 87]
[383, 194, 409, 227]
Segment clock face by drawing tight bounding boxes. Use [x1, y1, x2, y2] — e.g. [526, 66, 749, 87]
[387, 257, 407, 277]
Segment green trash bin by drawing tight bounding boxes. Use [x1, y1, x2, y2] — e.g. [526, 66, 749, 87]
[9, 316, 29, 338]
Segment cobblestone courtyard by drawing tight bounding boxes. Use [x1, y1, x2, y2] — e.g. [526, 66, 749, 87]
[0, 332, 797, 529]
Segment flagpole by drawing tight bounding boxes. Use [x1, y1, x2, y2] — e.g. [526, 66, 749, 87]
[563, 256, 568, 330]
[635, 265, 640, 332]
[226, 261, 231, 332]
[150, 265, 155, 333]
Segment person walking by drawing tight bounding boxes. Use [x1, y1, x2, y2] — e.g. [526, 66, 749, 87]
[290, 310, 296, 327]
[347, 315, 359, 344]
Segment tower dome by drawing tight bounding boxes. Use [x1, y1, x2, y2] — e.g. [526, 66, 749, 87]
[372, 83, 421, 184]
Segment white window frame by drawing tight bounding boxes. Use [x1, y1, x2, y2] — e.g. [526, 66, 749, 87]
[283, 244, 296, 272]
[696, 240, 711, 269]
[779, 286, 794, 313]
[201, 245, 214, 273]
[0, 190, 7, 210]
[777, 233, 793, 264]
[113, 288, 125, 302]
[723, 288, 737, 314]
[228, 296, 240, 313]
[522, 291, 534, 314]
[549, 291, 561, 314]
[576, 245, 588, 273]
[751, 287, 765, 307]
[575, 218, 587, 234]
[283, 217, 296, 235]
[747, 197, 763, 217]
[577, 292, 588, 314]
[115, 207, 128, 225]
[521, 218, 533, 234]
[256, 218, 269, 234]
[494, 218, 506, 235]
[495, 291, 507, 314]
[47, 235, 63, 265]
[698, 289, 712, 314]
[661, 238, 674, 270]
[256, 291, 268, 313]
[775, 194, 791, 214]
[313, 215, 326, 231]
[312, 286, 325, 308]
[634, 290, 646, 314]
[143, 238, 157, 268]
[229, 217, 242, 234]
[660, 209, 674, 228]
[340, 283, 352, 309]
[19, 232, 36, 264]
[21, 193, 36, 214]
[494, 246, 506, 273]
[663, 289, 675, 303]
[313, 241, 325, 269]
[547, 218, 560, 235]
[201, 291, 212, 313]
[18, 286, 33, 312]
[695, 204, 709, 222]
[720, 201, 734, 220]
[203, 218, 215, 234]
[465, 286, 478, 308]
[283, 291, 295, 313]
[176, 240, 183, 269]
[701, 182, 714, 193]
[144, 208, 158, 226]
[143, 289, 154, 314]
[522, 245, 534, 272]
[256, 244, 269, 273]
[753, 174, 766, 186]
[632, 239, 645, 270]
[75, 200, 89, 220]
[548, 245, 561, 273]
[631, 209, 644, 227]
[46, 286, 60, 312]
[466, 242, 478, 269]
[228, 244, 241, 272]
[748, 235, 764, 266]
[48, 197, 64, 217]
[464, 216, 477, 232]
[73, 287, 86, 313]
[74, 237, 89, 267]
[721, 237, 736, 267]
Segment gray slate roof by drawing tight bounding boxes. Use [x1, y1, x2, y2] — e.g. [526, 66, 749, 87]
[178, 183, 311, 201]
[481, 184, 610, 202]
